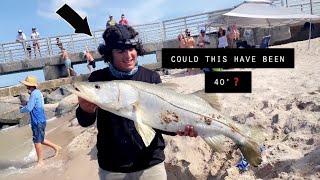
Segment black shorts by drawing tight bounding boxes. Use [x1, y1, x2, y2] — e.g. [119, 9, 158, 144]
[89, 60, 96, 68]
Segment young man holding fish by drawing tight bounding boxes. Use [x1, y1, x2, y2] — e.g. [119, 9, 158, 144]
[75, 24, 197, 180]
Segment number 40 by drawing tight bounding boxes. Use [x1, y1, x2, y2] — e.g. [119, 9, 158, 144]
[214, 79, 225, 85]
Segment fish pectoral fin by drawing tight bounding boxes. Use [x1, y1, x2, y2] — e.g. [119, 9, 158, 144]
[203, 135, 225, 152]
[134, 121, 156, 147]
[191, 90, 221, 111]
[157, 83, 179, 91]
[132, 103, 156, 147]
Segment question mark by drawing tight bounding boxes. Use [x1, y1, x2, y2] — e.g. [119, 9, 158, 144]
[234, 77, 239, 86]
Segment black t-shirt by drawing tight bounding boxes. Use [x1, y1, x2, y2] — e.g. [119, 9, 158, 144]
[76, 66, 176, 173]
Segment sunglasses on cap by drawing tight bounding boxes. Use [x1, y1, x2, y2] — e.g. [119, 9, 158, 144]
[111, 39, 138, 50]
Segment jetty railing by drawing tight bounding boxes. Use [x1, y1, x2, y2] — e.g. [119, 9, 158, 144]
[1, 0, 319, 63]
[0, 8, 232, 63]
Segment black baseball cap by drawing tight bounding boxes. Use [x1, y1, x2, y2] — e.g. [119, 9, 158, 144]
[106, 25, 139, 50]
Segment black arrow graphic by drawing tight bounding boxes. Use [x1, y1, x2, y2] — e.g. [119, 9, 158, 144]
[56, 4, 92, 36]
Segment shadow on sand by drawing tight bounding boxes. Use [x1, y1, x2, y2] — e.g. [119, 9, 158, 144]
[254, 145, 320, 179]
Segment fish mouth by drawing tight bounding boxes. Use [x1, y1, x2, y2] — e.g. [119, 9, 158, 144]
[65, 83, 95, 104]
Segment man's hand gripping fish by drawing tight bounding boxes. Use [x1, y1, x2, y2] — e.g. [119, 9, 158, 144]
[67, 80, 263, 166]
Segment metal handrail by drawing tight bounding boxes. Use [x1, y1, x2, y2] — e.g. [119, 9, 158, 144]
[274, 0, 320, 14]
[1, 1, 319, 64]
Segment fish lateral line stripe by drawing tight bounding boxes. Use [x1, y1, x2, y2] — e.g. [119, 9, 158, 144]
[126, 83, 247, 137]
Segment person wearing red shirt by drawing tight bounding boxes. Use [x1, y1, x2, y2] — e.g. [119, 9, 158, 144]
[119, 14, 129, 25]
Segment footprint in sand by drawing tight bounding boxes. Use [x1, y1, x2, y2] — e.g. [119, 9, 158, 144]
[296, 101, 320, 112]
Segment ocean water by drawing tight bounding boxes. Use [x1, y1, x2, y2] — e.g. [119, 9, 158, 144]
[0, 54, 157, 88]
[0, 116, 78, 178]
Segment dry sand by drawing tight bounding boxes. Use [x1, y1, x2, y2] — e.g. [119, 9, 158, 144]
[4, 38, 320, 180]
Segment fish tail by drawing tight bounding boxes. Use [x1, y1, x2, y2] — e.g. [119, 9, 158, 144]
[238, 137, 263, 167]
[237, 124, 267, 167]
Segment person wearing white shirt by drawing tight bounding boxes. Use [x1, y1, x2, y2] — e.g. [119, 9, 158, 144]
[217, 27, 229, 48]
[31, 27, 41, 58]
[16, 30, 32, 59]
[212, 27, 229, 72]
[16, 30, 27, 43]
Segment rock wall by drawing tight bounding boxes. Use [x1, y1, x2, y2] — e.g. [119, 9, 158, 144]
[0, 85, 80, 129]
[0, 74, 89, 97]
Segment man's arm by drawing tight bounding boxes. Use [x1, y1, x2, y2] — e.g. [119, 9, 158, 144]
[76, 73, 100, 127]
[76, 106, 97, 127]
[20, 93, 36, 113]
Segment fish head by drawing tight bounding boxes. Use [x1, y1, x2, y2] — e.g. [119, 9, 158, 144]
[66, 81, 119, 108]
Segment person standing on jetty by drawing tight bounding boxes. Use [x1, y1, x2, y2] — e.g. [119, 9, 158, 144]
[106, 15, 117, 27]
[30, 27, 42, 58]
[61, 48, 76, 77]
[83, 46, 96, 73]
[76, 24, 197, 180]
[56, 38, 64, 53]
[16, 30, 32, 59]
[20, 75, 61, 167]
[118, 14, 129, 25]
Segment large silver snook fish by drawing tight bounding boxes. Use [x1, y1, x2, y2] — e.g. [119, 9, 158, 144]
[66, 80, 263, 166]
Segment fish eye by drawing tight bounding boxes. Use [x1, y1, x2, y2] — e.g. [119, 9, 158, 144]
[94, 84, 100, 89]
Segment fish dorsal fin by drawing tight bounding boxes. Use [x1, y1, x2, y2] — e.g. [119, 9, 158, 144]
[157, 83, 179, 91]
[192, 90, 222, 111]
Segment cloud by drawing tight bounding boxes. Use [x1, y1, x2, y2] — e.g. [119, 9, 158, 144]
[37, 0, 102, 20]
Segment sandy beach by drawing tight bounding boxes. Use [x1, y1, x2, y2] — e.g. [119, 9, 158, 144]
[2, 38, 320, 180]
